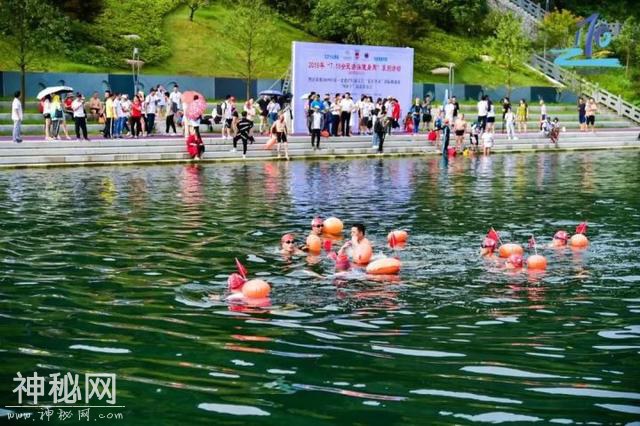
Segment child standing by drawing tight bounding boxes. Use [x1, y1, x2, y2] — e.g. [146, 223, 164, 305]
[505, 107, 517, 140]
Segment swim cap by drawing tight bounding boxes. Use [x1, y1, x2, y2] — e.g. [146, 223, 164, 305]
[227, 273, 246, 291]
[507, 254, 523, 268]
[281, 233, 295, 244]
[481, 237, 497, 249]
[553, 230, 569, 242]
[311, 217, 324, 227]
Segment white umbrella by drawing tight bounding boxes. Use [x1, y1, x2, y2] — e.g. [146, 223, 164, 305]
[300, 93, 311, 100]
[36, 86, 74, 100]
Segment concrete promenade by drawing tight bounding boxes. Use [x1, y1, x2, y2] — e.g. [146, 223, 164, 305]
[0, 129, 638, 168]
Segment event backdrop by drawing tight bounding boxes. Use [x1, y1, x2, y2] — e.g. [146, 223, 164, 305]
[292, 42, 414, 134]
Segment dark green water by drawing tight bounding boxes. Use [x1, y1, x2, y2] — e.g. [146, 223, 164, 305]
[1, 151, 639, 425]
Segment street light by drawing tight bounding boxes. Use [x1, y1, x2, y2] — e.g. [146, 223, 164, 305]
[125, 47, 144, 96]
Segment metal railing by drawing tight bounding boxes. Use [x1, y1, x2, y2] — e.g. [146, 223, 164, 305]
[530, 54, 640, 124]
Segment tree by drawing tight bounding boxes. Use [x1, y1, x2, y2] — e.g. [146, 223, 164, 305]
[181, 0, 209, 22]
[614, 17, 640, 77]
[489, 12, 531, 97]
[50, 0, 105, 22]
[535, 9, 580, 53]
[311, 0, 384, 45]
[0, 0, 68, 105]
[223, 0, 278, 99]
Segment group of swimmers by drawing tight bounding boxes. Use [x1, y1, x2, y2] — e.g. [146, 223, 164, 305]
[479, 222, 589, 271]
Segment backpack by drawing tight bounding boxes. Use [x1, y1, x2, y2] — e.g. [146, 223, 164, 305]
[374, 118, 384, 133]
[213, 103, 224, 124]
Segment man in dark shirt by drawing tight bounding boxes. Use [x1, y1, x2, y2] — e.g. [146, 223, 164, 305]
[257, 95, 269, 134]
[233, 111, 254, 159]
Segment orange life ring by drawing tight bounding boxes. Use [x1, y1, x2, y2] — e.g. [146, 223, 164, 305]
[499, 243, 524, 258]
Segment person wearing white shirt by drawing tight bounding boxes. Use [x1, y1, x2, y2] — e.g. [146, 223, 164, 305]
[482, 130, 494, 156]
[331, 94, 341, 136]
[11, 91, 23, 143]
[504, 107, 517, 140]
[477, 96, 488, 131]
[339, 93, 355, 136]
[444, 99, 455, 124]
[113, 95, 124, 138]
[539, 99, 548, 132]
[71, 92, 89, 141]
[486, 101, 496, 132]
[169, 85, 182, 113]
[360, 97, 373, 135]
[144, 89, 158, 136]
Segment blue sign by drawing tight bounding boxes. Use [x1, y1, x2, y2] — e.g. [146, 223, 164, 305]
[552, 13, 621, 68]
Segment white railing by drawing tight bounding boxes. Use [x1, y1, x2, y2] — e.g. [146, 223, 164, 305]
[530, 54, 640, 124]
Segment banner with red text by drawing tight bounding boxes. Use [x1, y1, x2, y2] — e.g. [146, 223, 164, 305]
[291, 42, 414, 134]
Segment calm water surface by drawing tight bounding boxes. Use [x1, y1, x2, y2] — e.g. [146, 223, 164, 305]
[1, 152, 639, 425]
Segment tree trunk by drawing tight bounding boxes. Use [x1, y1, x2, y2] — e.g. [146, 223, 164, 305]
[189, 5, 196, 21]
[20, 63, 26, 107]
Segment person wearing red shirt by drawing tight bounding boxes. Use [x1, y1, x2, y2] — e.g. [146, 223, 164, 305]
[391, 99, 401, 133]
[130, 96, 143, 138]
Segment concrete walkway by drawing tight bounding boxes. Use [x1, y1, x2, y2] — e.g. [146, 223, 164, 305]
[1, 129, 639, 168]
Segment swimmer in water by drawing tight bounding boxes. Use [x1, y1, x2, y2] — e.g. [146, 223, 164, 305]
[480, 237, 497, 257]
[339, 223, 373, 265]
[280, 233, 305, 257]
[504, 254, 523, 270]
[549, 230, 569, 248]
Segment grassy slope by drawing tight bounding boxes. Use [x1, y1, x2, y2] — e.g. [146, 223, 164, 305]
[0, 2, 553, 87]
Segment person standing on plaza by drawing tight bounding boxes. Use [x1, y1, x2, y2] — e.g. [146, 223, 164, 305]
[257, 95, 269, 134]
[271, 113, 289, 160]
[374, 110, 389, 154]
[585, 97, 597, 133]
[42, 95, 53, 140]
[169, 85, 182, 115]
[410, 97, 422, 135]
[501, 97, 511, 133]
[577, 97, 587, 132]
[88, 92, 102, 121]
[266, 97, 280, 128]
[516, 99, 528, 134]
[144, 88, 158, 136]
[391, 98, 401, 134]
[331, 94, 342, 136]
[453, 114, 468, 150]
[233, 111, 253, 159]
[340, 92, 355, 137]
[422, 95, 432, 132]
[221, 95, 235, 140]
[11, 91, 23, 143]
[244, 98, 257, 143]
[72, 92, 89, 141]
[310, 107, 324, 150]
[50, 95, 64, 139]
[505, 107, 517, 140]
[322, 94, 332, 134]
[539, 99, 547, 132]
[104, 91, 114, 139]
[486, 100, 496, 133]
[477, 95, 488, 132]
[164, 92, 176, 135]
[131, 96, 143, 138]
[444, 98, 455, 126]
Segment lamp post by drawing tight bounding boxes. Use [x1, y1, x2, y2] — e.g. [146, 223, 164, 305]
[123, 35, 143, 97]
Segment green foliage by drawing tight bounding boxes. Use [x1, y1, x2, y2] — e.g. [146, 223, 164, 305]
[489, 12, 531, 95]
[179, 0, 209, 21]
[613, 17, 640, 77]
[50, 0, 105, 22]
[534, 0, 640, 23]
[416, 0, 489, 35]
[535, 9, 580, 51]
[221, 0, 279, 97]
[311, 0, 384, 45]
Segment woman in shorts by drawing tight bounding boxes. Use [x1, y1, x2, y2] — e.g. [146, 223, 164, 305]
[585, 98, 597, 133]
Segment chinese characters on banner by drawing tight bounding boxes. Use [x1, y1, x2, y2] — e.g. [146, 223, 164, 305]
[292, 42, 414, 134]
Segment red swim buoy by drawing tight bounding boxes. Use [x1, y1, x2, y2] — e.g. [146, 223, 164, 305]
[499, 243, 524, 258]
[527, 254, 547, 270]
[366, 257, 401, 275]
[447, 147, 457, 157]
[227, 273, 246, 291]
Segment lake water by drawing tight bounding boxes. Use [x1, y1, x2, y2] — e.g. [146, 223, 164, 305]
[1, 151, 639, 425]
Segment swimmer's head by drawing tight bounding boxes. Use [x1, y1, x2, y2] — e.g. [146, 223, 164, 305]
[480, 237, 497, 256]
[311, 217, 324, 227]
[227, 273, 246, 291]
[553, 230, 569, 245]
[335, 254, 350, 271]
[281, 233, 296, 248]
[506, 254, 524, 269]
[351, 223, 366, 240]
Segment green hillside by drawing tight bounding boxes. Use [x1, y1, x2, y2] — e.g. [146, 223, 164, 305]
[0, 0, 551, 87]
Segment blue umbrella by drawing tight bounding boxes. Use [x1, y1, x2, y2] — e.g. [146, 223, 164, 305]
[259, 89, 283, 97]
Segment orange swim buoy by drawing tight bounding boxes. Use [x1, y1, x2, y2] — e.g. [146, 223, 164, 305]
[387, 230, 408, 244]
[323, 217, 344, 236]
[366, 257, 401, 275]
[569, 233, 589, 249]
[353, 243, 373, 265]
[306, 234, 322, 254]
[527, 254, 547, 270]
[242, 279, 271, 299]
[499, 243, 524, 258]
